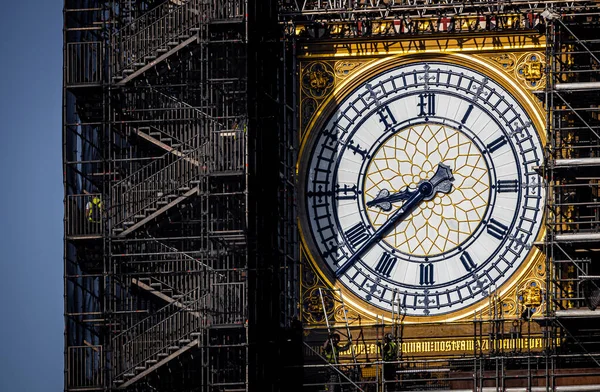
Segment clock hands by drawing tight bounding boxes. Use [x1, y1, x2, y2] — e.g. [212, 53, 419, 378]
[367, 188, 412, 212]
[335, 163, 454, 278]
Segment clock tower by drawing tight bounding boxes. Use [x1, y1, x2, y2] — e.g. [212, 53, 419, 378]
[282, 2, 600, 390]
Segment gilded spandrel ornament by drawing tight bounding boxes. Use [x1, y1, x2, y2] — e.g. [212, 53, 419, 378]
[301, 98, 318, 133]
[334, 60, 364, 79]
[502, 299, 517, 317]
[516, 53, 546, 89]
[487, 53, 517, 71]
[303, 288, 335, 324]
[302, 62, 335, 99]
[519, 282, 542, 308]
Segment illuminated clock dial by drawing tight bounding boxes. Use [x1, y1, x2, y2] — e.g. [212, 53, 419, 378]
[299, 60, 545, 317]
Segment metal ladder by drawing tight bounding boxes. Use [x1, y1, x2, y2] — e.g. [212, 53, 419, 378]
[318, 288, 363, 392]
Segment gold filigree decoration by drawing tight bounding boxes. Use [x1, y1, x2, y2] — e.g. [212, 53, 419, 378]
[518, 280, 544, 310]
[301, 98, 318, 134]
[302, 62, 335, 99]
[534, 260, 546, 279]
[487, 53, 517, 72]
[515, 53, 546, 90]
[334, 60, 364, 79]
[303, 286, 335, 325]
[364, 124, 490, 256]
[501, 298, 518, 317]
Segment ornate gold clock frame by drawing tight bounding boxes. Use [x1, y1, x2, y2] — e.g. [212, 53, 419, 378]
[297, 32, 549, 354]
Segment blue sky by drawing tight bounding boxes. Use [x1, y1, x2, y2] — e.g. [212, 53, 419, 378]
[0, 1, 63, 390]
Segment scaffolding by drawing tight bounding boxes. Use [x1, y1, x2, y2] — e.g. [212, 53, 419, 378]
[63, 1, 600, 391]
[63, 1, 297, 391]
[280, 1, 600, 391]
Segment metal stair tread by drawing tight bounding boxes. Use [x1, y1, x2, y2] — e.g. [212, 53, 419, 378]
[167, 346, 181, 351]
[134, 366, 146, 371]
[157, 353, 169, 357]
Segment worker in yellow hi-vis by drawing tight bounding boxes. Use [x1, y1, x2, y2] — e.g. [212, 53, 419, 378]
[323, 332, 350, 392]
[85, 195, 103, 223]
[377, 333, 398, 391]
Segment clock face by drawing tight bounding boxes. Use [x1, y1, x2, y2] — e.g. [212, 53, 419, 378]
[299, 60, 545, 317]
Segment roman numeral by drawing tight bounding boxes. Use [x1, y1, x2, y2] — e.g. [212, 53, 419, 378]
[497, 180, 519, 193]
[461, 105, 474, 124]
[418, 93, 436, 117]
[460, 252, 476, 272]
[487, 218, 509, 240]
[374, 253, 397, 278]
[377, 106, 397, 129]
[419, 263, 435, 286]
[345, 222, 369, 248]
[486, 136, 507, 153]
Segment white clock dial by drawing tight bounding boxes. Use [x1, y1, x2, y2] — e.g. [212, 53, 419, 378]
[300, 61, 545, 317]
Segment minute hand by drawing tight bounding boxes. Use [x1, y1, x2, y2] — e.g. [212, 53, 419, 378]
[335, 163, 454, 278]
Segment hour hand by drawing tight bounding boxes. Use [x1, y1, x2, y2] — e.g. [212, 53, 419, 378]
[366, 188, 413, 211]
[424, 162, 454, 200]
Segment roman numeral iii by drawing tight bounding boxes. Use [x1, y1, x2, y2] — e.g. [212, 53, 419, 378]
[374, 253, 397, 277]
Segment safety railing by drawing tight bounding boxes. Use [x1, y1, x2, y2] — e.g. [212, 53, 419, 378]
[110, 145, 207, 229]
[112, 0, 206, 76]
[210, 0, 245, 21]
[122, 89, 214, 152]
[210, 129, 245, 173]
[66, 41, 103, 86]
[209, 282, 245, 326]
[66, 194, 104, 238]
[67, 345, 104, 389]
[113, 287, 208, 379]
[130, 239, 224, 299]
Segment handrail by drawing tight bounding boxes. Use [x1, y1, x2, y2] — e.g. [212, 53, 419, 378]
[114, 287, 208, 377]
[110, 146, 207, 228]
[112, 133, 207, 190]
[114, 1, 183, 39]
[112, 0, 206, 76]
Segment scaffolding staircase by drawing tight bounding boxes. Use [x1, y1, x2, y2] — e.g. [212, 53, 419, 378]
[113, 286, 208, 388]
[65, 0, 250, 390]
[112, 0, 208, 85]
